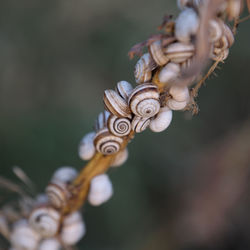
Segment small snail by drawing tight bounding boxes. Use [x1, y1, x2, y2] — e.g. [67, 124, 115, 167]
[167, 99, 188, 110]
[108, 115, 132, 137]
[116, 81, 133, 101]
[94, 128, 124, 155]
[222, 23, 234, 48]
[78, 132, 96, 161]
[88, 174, 113, 206]
[131, 116, 151, 133]
[111, 148, 129, 167]
[60, 212, 86, 246]
[38, 238, 61, 250]
[149, 40, 169, 66]
[169, 85, 190, 102]
[51, 167, 78, 185]
[103, 89, 132, 118]
[29, 207, 60, 238]
[128, 83, 160, 118]
[158, 62, 181, 84]
[226, 0, 243, 20]
[209, 19, 223, 43]
[149, 107, 173, 132]
[95, 110, 110, 132]
[175, 8, 199, 43]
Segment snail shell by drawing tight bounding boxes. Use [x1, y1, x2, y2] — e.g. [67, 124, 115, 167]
[175, 8, 199, 43]
[149, 107, 173, 133]
[166, 99, 188, 110]
[169, 85, 190, 102]
[211, 48, 229, 61]
[149, 40, 169, 66]
[131, 116, 151, 133]
[209, 19, 223, 43]
[165, 42, 194, 63]
[88, 174, 113, 206]
[116, 81, 133, 100]
[60, 212, 86, 246]
[177, 0, 204, 9]
[94, 128, 123, 155]
[38, 238, 61, 250]
[134, 53, 156, 83]
[29, 207, 60, 238]
[78, 132, 96, 161]
[10, 220, 40, 250]
[108, 115, 132, 137]
[226, 0, 243, 20]
[158, 62, 181, 84]
[128, 83, 160, 118]
[51, 167, 78, 185]
[103, 90, 131, 118]
[111, 148, 129, 167]
[222, 23, 234, 48]
[95, 110, 110, 131]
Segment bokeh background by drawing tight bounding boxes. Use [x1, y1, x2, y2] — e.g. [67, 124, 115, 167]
[0, 0, 250, 249]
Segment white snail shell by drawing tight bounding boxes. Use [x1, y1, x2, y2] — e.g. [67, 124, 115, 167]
[94, 128, 123, 155]
[149, 40, 169, 66]
[78, 132, 96, 161]
[128, 83, 160, 118]
[35, 194, 49, 206]
[60, 211, 86, 246]
[167, 99, 188, 110]
[177, 0, 204, 9]
[116, 81, 133, 100]
[164, 42, 194, 63]
[175, 8, 199, 43]
[131, 116, 151, 133]
[108, 115, 132, 137]
[209, 19, 223, 43]
[103, 90, 132, 118]
[51, 167, 78, 185]
[222, 23, 234, 48]
[38, 238, 61, 250]
[134, 53, 156, 83]
[169, 85, 190, 102]
[149, 107, 173, 133]
[29, 207, 60, 238]
[158, 63, 181, 84]
[88, 174, 113, 206]
[10, 220, 40, 250]
[95, 110, 110, 131]
[111, 148, 129, 167]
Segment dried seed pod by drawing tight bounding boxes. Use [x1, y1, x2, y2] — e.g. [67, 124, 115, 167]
[94, 110, 110, 131]
[111, 148, 129, 167]
[128, 83, 160, 118]
[209, 19, 223, 43]
[29, 207, 60, 238]
[165, 42, 194, 63]
[131, 116, 151, 133]
[94, 128, 123, 155]
[108, 115, 132, 137]
[175, 8, 199, 43]
[134, 53, 156, 83]
[169, 85, 190, 102]
[158, 62, 181, 83]
[149, 40, 169, 66]
[88, 174, 113, 206]
[78, 132, 96, 161]
[60, 212, 86, 246]
[166, 99, 188, 110]
[103, 90, 131, 118]
[116, 81, 133, 100]
[51, 167, 78, 185]
[10, 220, 40, 250]
[39, 238, 61, 250]
[149, 107, 173, 133]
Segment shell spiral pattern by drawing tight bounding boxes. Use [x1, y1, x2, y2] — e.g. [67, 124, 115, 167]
[108, 115, 132, 137]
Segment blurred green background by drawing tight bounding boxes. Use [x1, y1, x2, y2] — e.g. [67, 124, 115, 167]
[0, 0, 250, 249]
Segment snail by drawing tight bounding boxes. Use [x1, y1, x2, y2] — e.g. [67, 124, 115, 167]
[131, 116, 151, 133]
[51, 166, 78, 185]
[94, 128, 124, 155]
[177, 0, 204, 10]
[116, 81, 133, 101]
[175, 8, 199, 43]
[111, 148, 129, 167]
[103, 89, 132, 118]
[29, 207, 60, 238]
[149, 40, 169, 66]
[78, 132, 96, 161]
[60, 211, 86, 246]
[158, 62, 181, 84]
[128, 83, 160, 118]
[88, 174, 113, 206]
[10, 219, 40, 250]
[209, 19, 223, 43]
[108, 115, 132, 137]
[95, 110, 110, 132]
[222, 23, 234, 48]
[226, 0, 243, 20]
[38, 238, 61, 250]
[149, 107, 173, 132]
[134, 53, 156, 83]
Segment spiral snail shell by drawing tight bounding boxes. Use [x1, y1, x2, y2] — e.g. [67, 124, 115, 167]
[103, 90, 131, 118]
[78, 132, 96, 161]
[128, 83, 160, 118]
[158, 62, 181, 84]
[39, 238, 61, 250]
[131, 116, 151, 133]
[111, 148, 129, 167]
[94, 128, 124, 155]
[116, 81, 133, 101]
[169, 85, 190, 102]
[108, 115, 132, 137]
[167, 99, 188, 110]
[51, 167, 78, 185]
[29, 207, 60, 238]
[149, 40, 169, 66]
[95, 110, 110, 131]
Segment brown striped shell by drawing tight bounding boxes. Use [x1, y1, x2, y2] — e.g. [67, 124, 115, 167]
[131, 116, 151, 133]
[149, 40, 169, 66]
[95, 110, 110, 131]
[108, 115, 132, 137]
[116, 81, 133, 101]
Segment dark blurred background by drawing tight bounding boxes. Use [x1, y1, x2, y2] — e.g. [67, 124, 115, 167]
[0, 1, 250, 249]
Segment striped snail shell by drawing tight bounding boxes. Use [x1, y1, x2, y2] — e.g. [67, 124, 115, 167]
[149, 106, 173, 133]
[116, 81, 133, 101]
[29, 207, 60, 238]
[94, 128, 123, 155]
[169, 85, 190, 102]
[51, 166, 78, 185]
[94, 110, 110, 131]
[149, 40, 169, 66]
[128, 83, 160, 118]
[88, 174, 113, 206]
[158, 62, 181, 84]
[103, 90, 132, 118]
[108, 115, 132, 137]
[10, 220, 40, 250]
[134, 53, 156, 83]
[111, 148, 129, 167]
[60, 212, 86, 246]
[38, 238, 61, 250]
[166, 99, 188, 110]
[78, 132, 96, 161]
[131, 116, 151, 133]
